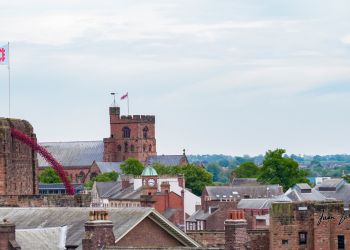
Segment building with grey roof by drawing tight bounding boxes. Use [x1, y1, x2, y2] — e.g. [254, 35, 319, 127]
[284, 183, 326, 202]
[315, 178, 350, 207]
[0, 207, 201, 249]
[146, 150, 189, 166]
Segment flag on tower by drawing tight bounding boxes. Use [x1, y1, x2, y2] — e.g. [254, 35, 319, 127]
[0, 44, 9, 65]
[121, 92, 128, 100]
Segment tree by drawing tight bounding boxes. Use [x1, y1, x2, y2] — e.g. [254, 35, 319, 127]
[153, 163, 213, 196]
[258, 149, 310, 191]
[84, 171, 119, 189]
[120, 158, 144, 175]
[233, 162, 260, 178]
[39, 167, 61, 183]
[206, 163, 221, 182]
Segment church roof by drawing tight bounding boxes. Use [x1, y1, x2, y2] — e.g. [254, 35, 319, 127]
[38, 141, 104, 167]
[142, 166, 158, 176]
[94, 161, 122, 173]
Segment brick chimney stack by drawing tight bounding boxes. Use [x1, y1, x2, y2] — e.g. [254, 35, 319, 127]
[121, 175, 131, 190]
[82, 210, 115, 250]
[0, 219, 21, 250]
[225, 210, 248, 250]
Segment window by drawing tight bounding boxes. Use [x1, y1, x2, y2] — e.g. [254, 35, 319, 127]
[122, 127, 131, 138]
[338, 235, 345, 250]
[124, 142, 128, 153]
[131, 145, 135, 152]
[143, 144, 146, 152]
[117, 145, 122, 152]
[282, 240, 288, 245]
[143, 127, 149, 139]
[299, 232, 307, 245]
[149, 144, 152, 152]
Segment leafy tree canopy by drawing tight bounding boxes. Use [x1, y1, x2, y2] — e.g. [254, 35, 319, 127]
[257, 149, 310, 191]
[120, 158, 144, 175]
[233, 162, 260, 178]
[84, 171, 119, 189]
[39, 167, 61, 183]
[153, 163, 213, 196]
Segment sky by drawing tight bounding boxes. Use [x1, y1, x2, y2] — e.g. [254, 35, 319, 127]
[0, 0, 350, 156]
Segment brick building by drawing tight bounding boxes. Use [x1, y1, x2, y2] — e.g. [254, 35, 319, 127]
[0, 118, 38, 195]
[104, 106, 156, 162]
[91, 166, 201, 227]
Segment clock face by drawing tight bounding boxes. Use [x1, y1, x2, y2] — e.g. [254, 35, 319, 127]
[148, 179, 155, 187]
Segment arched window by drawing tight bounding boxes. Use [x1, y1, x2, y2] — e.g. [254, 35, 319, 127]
[143, 127, 149, 139]
[117, 145, 122, 152]
[149, 144, 152, 152]
[131, 145, 135, 152]
[124, 142, 128, 153]
[122, 127, 131, 138]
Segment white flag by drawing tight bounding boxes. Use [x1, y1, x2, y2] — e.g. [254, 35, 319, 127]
[0, 44, 9, 65]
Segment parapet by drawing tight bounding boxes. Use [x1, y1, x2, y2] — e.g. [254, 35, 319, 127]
[120, 115, 155, 123]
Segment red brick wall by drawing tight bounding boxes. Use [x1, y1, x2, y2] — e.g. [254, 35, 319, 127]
[104, 108, 156, 163]
[247, 229, 269, 250]
[187, 231, 225, 247]
[116, 217, 185, 247]
[0, 118, 38, 195]
[0, 222, 16, 250]
[205, 201, 238, 231]
[270, 201, 349, 250]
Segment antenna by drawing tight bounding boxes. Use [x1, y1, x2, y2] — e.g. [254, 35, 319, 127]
[110, 92, 117, 107]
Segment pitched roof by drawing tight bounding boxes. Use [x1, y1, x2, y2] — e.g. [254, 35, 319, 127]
[205, 185, 283, 199]
[0, 207, 200, 249]
[237, 199, 272, 209]
[39, 183, 84, 190]
[38, 141, 104, 167]
[316, 180, 350, 207]
[95, 181, 121, 197]
[146, 155, 186, 166]
[16, 226, 67, 250]
[285, 185, 326, 202]
[94, 161, 122, 173]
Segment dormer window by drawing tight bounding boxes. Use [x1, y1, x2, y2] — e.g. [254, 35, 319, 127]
[122, 127, 131, 138]
[143, 127, 149, 139]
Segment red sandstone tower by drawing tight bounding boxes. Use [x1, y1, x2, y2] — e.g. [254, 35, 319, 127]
[103, 106, 156, 163]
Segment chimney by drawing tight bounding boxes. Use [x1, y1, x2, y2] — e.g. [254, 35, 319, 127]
[225, 210, 248, 250]
[160, 181, 170, 194]
[177, 174, 185, 188]
[82, 210, 115, 250]
[121, 175, 131, 190]
[0, 219, 21, 250]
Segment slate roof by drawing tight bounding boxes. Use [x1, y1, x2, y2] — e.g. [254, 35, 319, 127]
[94, 161, 122, 173]
[16, 226, 67, 250]
[0, 207, 201, 249]
[285, 184, 326, 202]
[39, 183, 84, 190]
[146, 155, 186, 166]
[237, 199, 273, 209]
[95, 182, 121, 198]
[38, 141, 104, 167]
[316, 179, 350, 207]
[205, 185, 283, 199]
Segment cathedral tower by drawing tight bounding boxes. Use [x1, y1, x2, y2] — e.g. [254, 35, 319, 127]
[103, 106, 157, 163]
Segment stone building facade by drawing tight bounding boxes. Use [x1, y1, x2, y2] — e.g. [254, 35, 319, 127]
[0, 118, 38, 195]
[104, 106, 156, 163]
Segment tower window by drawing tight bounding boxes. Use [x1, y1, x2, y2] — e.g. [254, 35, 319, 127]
[117, 145, 122, 152]
[143, 127, 149, 139]
[131, 145, 135, 152]
[143, 144, 146, 152]
[122, 127, 131, 138]
[124, 142, 128, 153]
[149, 144, 152, 152]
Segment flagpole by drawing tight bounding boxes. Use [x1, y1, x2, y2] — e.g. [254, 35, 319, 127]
[127, 94, 129, 116]
[8, 41, 10, 118]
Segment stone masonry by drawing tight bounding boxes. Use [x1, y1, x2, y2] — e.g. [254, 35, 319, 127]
[0, 118, 38, 195]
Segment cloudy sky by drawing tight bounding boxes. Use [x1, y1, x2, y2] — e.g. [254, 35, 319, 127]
[0, 0, 350, 156]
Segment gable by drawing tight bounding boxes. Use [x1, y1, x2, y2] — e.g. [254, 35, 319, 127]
[116, 217, 185, 247]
